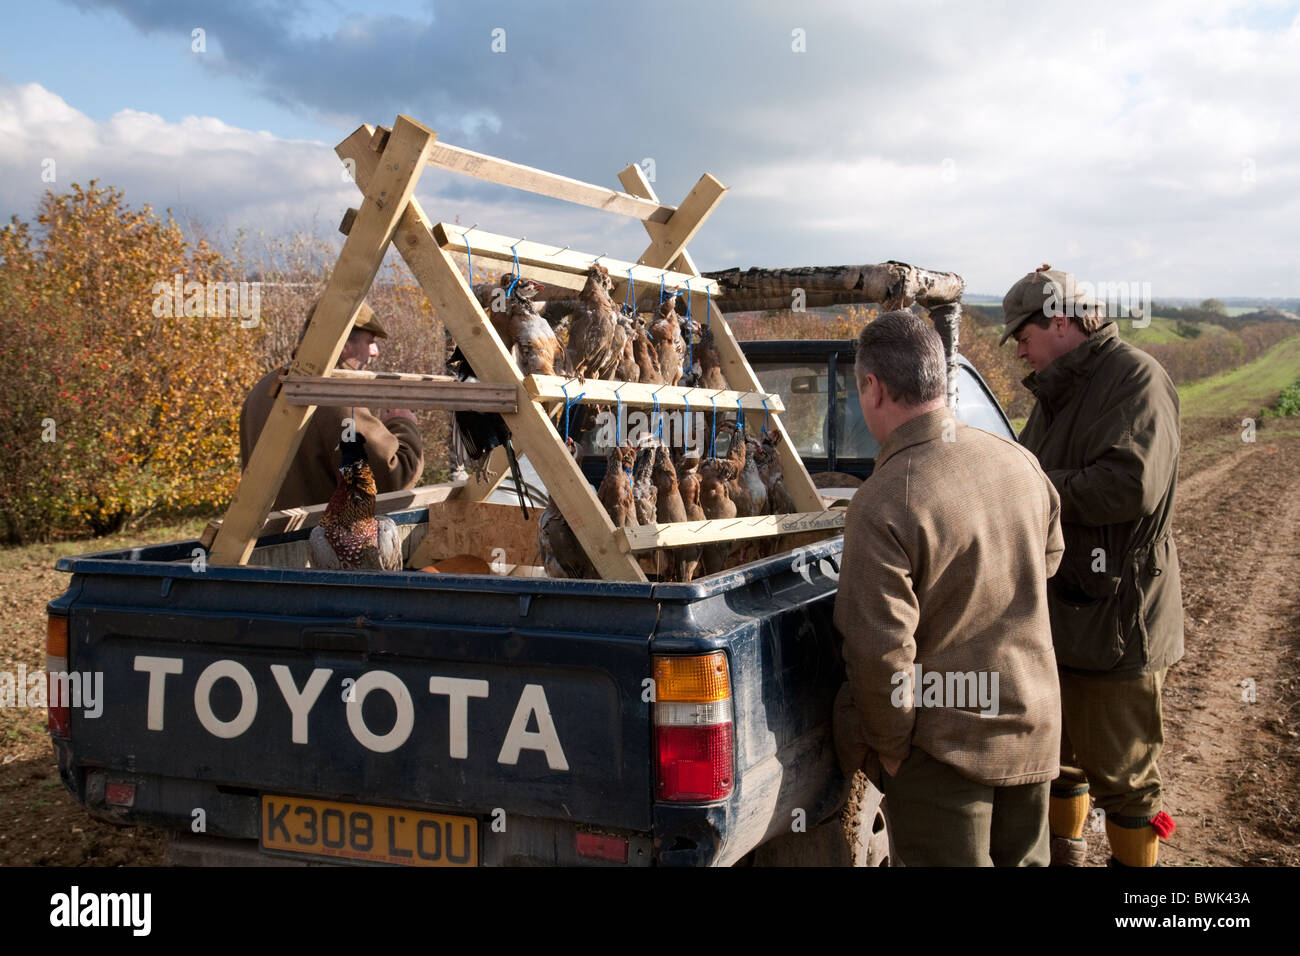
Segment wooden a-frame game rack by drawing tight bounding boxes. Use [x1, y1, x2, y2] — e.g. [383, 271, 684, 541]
[209, 114, 842, 582]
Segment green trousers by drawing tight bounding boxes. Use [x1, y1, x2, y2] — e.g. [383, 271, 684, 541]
[1054, 668, 1165, 823]
[880, 748, 1051, 866]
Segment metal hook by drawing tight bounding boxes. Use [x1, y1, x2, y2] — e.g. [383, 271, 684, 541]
[547, 245, 569, 257]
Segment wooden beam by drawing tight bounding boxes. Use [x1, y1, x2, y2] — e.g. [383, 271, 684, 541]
[211, 115, 439, 566]
[281, 375, 516, 412]
[622, 510, 845, 551]
[620, 170, 827, 515]
[525, 374, 784, 413]
[433, 223, 719, 311]
[631, 172, 727, 270]
[338, 127, 647, 582]
[423, 141, 677, 223]
[199, 482, 464, 550]
[620, 164, 697, 276]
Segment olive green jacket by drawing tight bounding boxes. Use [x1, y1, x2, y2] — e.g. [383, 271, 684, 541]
[1019, 322, 1184, 676]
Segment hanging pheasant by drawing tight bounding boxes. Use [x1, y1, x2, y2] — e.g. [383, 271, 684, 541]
[567, 263, 625, 380]
[309, 435, 402, 571]
[537, 439, 596, 579]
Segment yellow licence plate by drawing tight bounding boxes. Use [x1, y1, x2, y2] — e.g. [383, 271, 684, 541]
[261, 795, 478, 867]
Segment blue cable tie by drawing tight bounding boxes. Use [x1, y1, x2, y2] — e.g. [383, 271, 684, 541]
[660, 274, 666, 305]
[653, 394, 662, 441]
[561, 382, 569, 439]
[615, 389, 624, 442]
[564, 386, 586, 442]
[736, 398, 745, 436]
[684, 278, 694, 377]
[709, 396, 717, 459]
[507, 242, 522, 297]
[762, 397, 770, 434]
[625, 267, 636, 313]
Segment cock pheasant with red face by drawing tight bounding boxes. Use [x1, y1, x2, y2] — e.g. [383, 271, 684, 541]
[309, 435, 402, 571]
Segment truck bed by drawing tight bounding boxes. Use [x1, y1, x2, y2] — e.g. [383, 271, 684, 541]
[49, 505, 848, 866]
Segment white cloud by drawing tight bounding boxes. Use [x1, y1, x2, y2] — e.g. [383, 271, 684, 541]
[0, 80, 354, 231]
[4, 0, 1300, 299]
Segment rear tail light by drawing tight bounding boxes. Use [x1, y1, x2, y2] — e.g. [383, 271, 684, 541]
[46, 615, 70, 737]
[653, 653, 733, 802]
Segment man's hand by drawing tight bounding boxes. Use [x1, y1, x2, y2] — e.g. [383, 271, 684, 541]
[381, 408, 418, 425]
[880, 754, 902, 777]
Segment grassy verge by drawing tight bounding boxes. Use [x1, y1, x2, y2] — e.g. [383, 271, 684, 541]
[0, 516, 215, 572]
[1178, 336, 1300, 418]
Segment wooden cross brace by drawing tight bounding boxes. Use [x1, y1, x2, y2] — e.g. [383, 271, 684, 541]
[209, 116, 439, 566]
[212, 114, 832, 579]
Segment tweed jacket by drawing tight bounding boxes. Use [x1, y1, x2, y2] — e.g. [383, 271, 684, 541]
[833, 407, 1064, 787]
[240, 364, 425, 511]
[1019, 323, 1184, 676]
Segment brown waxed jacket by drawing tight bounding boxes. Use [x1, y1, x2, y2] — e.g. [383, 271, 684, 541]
[1018, 322, 1184, 677]
[833, 408, 1065, 788]
[240, 365, 425, 511]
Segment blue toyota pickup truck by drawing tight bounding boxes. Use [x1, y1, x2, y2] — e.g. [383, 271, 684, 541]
[46, 341, 1014, 867]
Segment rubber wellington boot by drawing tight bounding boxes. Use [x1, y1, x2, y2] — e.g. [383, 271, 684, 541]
[1048, 792, 1090, 866]
[1106, 812, 1175, 867]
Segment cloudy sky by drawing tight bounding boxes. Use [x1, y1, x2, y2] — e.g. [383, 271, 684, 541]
[1, 0, 1297, 298]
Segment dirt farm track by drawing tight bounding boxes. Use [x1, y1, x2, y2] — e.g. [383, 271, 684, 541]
[1, 415, 1298, 867]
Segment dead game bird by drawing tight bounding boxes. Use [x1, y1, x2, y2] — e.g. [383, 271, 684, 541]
[632, 317, 664, 385]
[698, 456, 738, 575]
[598, 446, 637, 528]
[568, 263, 625, 380]
[696, 325, 728, 391]
[310, 435, 402, 571]
[445, 345, 532, 518]
[632, 444, 659, 526]
[652, 446, 694, 582]
[615, 310, 640, 382]
[648, 289, 687, 386]
[673, 453, 706, 583]
[538, 439, 597, 579]
[756, 430, 796, 515]
[506, 277, 569, 376]
[474, 274, 516, 348]
[717, 422, 758, 518]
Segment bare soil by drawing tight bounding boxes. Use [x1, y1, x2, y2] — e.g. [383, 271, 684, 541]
[2, 417, 1298, 866]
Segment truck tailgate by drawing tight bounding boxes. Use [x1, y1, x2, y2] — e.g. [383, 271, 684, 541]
[61, 563, 655, 832]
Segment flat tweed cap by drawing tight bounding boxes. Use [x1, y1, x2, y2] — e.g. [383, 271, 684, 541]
[306, 296, 389, 339]
[1000, 265, 1099, 345]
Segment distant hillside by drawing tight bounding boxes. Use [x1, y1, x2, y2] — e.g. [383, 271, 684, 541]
[730, 300, 1300, 423]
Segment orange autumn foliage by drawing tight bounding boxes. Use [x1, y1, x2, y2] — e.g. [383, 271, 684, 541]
[0, 182, 264, 542]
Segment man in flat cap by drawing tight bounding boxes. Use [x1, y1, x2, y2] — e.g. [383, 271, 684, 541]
[1002, 265, 1182, 867]
[240, 297, 424, 511]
